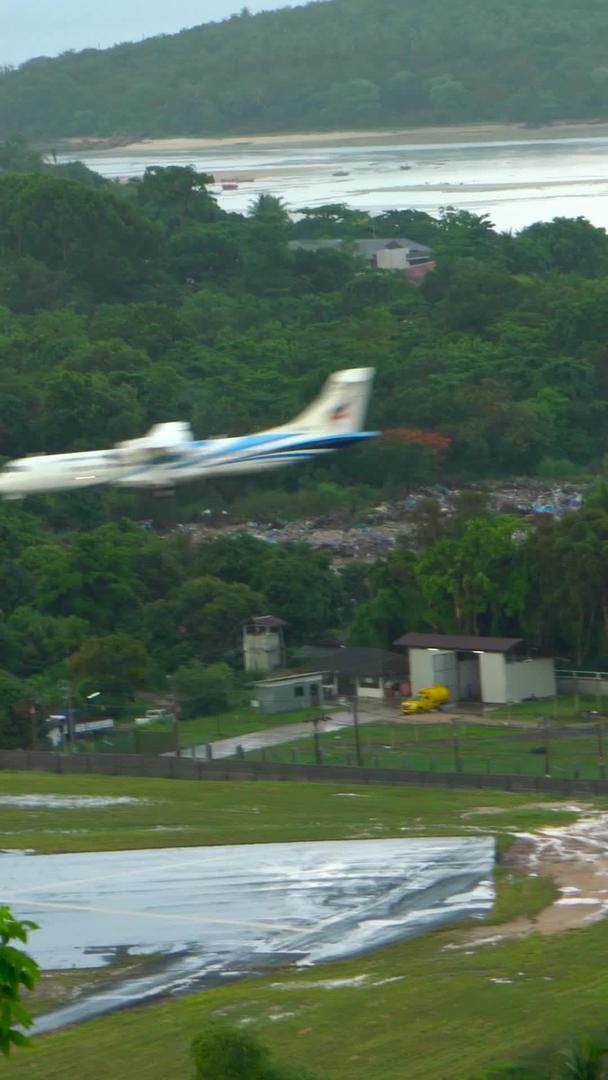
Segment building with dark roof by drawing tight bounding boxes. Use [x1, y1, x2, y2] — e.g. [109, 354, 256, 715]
[395, 632, 555, 705]
[299, 646, 409, 701]
[395, 633, 524, 654]
[288, 237, 433, 271]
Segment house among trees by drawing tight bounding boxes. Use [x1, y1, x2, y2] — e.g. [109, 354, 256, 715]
[288, 237, 433, 272]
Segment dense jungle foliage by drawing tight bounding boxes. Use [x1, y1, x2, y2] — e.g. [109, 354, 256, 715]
[1, 143, 608, 743]
[2, 0, 608, 139]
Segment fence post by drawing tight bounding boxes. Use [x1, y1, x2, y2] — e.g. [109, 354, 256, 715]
[452, 718, 462, 773]
[351, 695, 363, 768]
[597, 724, 606, 780]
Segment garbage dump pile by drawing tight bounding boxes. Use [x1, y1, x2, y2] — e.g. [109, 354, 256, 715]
[170, 480, 585, 563]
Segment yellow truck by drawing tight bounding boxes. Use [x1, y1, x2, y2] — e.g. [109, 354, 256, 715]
[401, 685, 450, 716]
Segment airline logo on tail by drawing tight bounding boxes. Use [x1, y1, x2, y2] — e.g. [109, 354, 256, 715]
[330, 403, 350, 422]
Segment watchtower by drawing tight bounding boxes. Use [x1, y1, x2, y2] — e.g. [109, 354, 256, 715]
[243, 615, 288, 673]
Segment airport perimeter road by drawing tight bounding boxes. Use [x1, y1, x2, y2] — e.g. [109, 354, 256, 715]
[181, 707, 386, 761]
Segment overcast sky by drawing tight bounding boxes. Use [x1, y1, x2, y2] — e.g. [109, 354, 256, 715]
[1, 1, 308, 67]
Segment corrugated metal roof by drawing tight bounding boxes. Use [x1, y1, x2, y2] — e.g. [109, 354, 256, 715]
[301, 647, 408, 677]
[288, 238, 432, 256]
[395, 633, 523, 653]
[246, 615, 288, 628]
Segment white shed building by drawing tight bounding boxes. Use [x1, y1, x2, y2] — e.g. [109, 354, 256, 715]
[395, 633, 556, 705]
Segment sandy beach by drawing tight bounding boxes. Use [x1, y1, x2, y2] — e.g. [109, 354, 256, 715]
[60, 119, 608, 155]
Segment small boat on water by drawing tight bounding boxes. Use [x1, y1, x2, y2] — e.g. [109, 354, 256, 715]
[400, 164, 413, 171]
[222, 182, 239, 190]
[333, 170, 350, 177]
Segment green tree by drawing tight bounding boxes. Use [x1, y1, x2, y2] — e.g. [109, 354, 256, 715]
[0, 173, 159, 298]
[134, 165, 220, 229]
[509, 217, 608, 277]
[415, 517, 525, 634]
[0, 672, 31, 749]
[68, 634, 153, 699]
[0, 906, 40, 1057]
[171, 661, 233, 718]
[349, 546, 429, 648]
[323, 78, 382, 126]
[428, 75, 469, 120]
[0, 137, 44, 174]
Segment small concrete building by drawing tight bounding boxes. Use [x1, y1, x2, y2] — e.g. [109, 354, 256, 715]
[253, 672, 326, 714]
[243, 615, 287, 674]
[395, 633, 556, 705]
[300, 647, 409, 701]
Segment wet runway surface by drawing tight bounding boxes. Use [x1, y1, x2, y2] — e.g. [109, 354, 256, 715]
[2, 836, 494, 1031]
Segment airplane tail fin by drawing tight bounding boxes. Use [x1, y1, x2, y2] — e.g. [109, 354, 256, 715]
[280, 368, 375, 435]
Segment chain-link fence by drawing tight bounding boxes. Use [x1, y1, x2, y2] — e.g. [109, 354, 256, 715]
[242, 716, 608, 781]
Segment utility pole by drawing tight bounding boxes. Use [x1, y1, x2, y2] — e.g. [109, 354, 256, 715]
[29, 702, 38, 751]
[306, 713, 327, 765]
[62, 680, 75, 752]
[352, 693, 363, 768]
[312, 715, 323, 765]
[543, 718, 551, 777]
[173, 707, 181, 758]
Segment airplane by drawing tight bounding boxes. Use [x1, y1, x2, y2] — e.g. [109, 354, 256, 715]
[0, 367, 376, 498]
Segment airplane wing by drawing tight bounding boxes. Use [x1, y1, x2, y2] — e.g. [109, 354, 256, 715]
[116, 422, 194, 464]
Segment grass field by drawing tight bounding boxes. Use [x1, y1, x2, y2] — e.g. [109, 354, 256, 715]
[0, 771, 606, 1080]
[490, 694, 605, 722]
[7, 872, 608, 1080]
[249, 717, 608, 779]
[0, 770, 576, 854]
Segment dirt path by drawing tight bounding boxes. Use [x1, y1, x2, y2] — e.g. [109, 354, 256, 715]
[465, 808, 608, 944]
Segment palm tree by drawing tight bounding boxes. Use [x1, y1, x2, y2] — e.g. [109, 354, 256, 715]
[561, 1036, 608, 1079]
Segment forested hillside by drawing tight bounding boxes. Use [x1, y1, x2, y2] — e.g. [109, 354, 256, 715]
[2, 148, 608, 742]
[1, 0, 608, 139]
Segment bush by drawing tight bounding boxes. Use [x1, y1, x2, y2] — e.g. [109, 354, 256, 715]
[190, 1021, 324, 1080]
[535, 456, 587, 479]
[191, 1022, 269, 1079]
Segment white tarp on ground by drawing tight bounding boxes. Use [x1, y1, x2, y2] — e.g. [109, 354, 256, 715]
[1, 836, 494, 1031]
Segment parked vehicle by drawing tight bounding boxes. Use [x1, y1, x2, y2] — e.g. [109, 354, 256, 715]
[401, 685, 450, 715]
[135, 708, 170, 726]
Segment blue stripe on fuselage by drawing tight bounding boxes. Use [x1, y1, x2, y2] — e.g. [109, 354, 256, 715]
[121, 431, 377, 481]
[184, 430, 376, 466]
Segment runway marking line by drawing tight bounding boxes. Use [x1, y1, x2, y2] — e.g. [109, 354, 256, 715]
[1, 853, 263, 897]
[1, 895, 304, 934]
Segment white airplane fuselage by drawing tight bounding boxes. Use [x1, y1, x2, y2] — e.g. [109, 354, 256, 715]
[0, 368, 376, 498]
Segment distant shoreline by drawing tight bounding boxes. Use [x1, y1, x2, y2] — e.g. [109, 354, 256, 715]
[56, 119, 608, 155]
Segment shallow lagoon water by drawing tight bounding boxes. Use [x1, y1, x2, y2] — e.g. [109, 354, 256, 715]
[2, 836, 494, 1031]
[66, 136, 608, 231]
